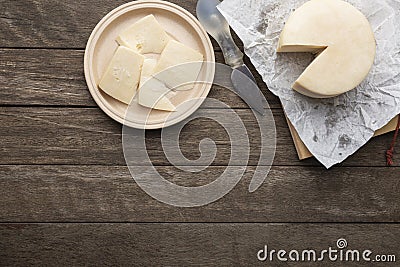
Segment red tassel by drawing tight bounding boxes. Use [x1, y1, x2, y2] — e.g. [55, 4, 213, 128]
[386, 116, 400, 166]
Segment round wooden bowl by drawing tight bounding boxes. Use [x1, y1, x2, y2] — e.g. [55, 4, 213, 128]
[84, 1, 215, 129]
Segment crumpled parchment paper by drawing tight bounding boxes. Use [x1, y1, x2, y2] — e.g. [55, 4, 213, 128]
[218, 0, 400, 168]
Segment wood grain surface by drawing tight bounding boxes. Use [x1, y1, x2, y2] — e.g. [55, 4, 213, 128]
[0, 223, 398, 266]
[0, 107, 396, 167]
[0, 49, 272, 107]
[0, 0, 242, 49]
[0, 165, 399, 222]
[1, 0, 399, 265]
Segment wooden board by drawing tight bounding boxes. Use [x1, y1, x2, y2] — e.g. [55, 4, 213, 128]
[287, 114, 400, 160]
[84, 1, 216, 128]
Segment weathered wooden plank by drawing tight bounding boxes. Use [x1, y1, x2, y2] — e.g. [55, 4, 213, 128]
[0, 0, 243, 49]
[0, 49, 279, 108]
[0, 107, 299, 166]
[0, 165, 399, 222]
[0, 223, 398, 266]
[0, 107, 397, 166]
[0, 49, 90, 106]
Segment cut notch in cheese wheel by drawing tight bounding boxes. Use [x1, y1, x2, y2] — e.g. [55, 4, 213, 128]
[277, 0, 376, 98]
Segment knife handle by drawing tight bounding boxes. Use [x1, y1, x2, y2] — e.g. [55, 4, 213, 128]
[215, 30, 244, 68]
[196, 0, 243, 68]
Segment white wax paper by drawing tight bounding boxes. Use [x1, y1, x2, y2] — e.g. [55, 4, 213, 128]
[218, 0, 400, 168]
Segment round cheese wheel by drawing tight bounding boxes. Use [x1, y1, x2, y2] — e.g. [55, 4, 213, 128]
[277, 0, 376, 98]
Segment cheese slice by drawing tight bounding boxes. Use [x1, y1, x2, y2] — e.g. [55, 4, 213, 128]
[138, 77, 176, 112]
[139, 58, 158, 89]
[277, 0, 376, 98]
[138, 59, 175, 111]
[153, 40, 204, 91]
[99, 46, 144, 104]
[116, 15, 171, 54]
[138, 58, 176, 111]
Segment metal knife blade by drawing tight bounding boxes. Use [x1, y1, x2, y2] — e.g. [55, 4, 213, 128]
[231, 67, 266, 115]
[196, 0, 265, 115]
[235, 64, 256, 83]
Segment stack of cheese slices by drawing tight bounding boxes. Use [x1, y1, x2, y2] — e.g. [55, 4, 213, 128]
[277, 0, 376, 98]
[99, 15, 204, 111]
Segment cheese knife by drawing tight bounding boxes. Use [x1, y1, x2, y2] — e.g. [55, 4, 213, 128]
[196, 0, 266, 115]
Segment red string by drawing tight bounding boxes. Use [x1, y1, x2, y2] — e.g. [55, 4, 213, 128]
[386, 115, 400, 166]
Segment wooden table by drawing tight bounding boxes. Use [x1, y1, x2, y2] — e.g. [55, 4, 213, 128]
[1, 1, 399, 266]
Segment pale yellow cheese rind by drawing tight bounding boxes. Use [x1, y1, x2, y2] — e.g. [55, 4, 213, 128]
[99, 46, 144, 104]
[116, 15, 171, 54]
[277, 0, 376, 98]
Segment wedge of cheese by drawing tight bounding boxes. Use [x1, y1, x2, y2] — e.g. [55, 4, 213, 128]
[137, 58, 175, 111]
[138, 77, 176, 112]
[277, 0, 376, 98]
[153, 40, 204, 91]
[99, 46, 144, 104]
[116, 15, 171, 54]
